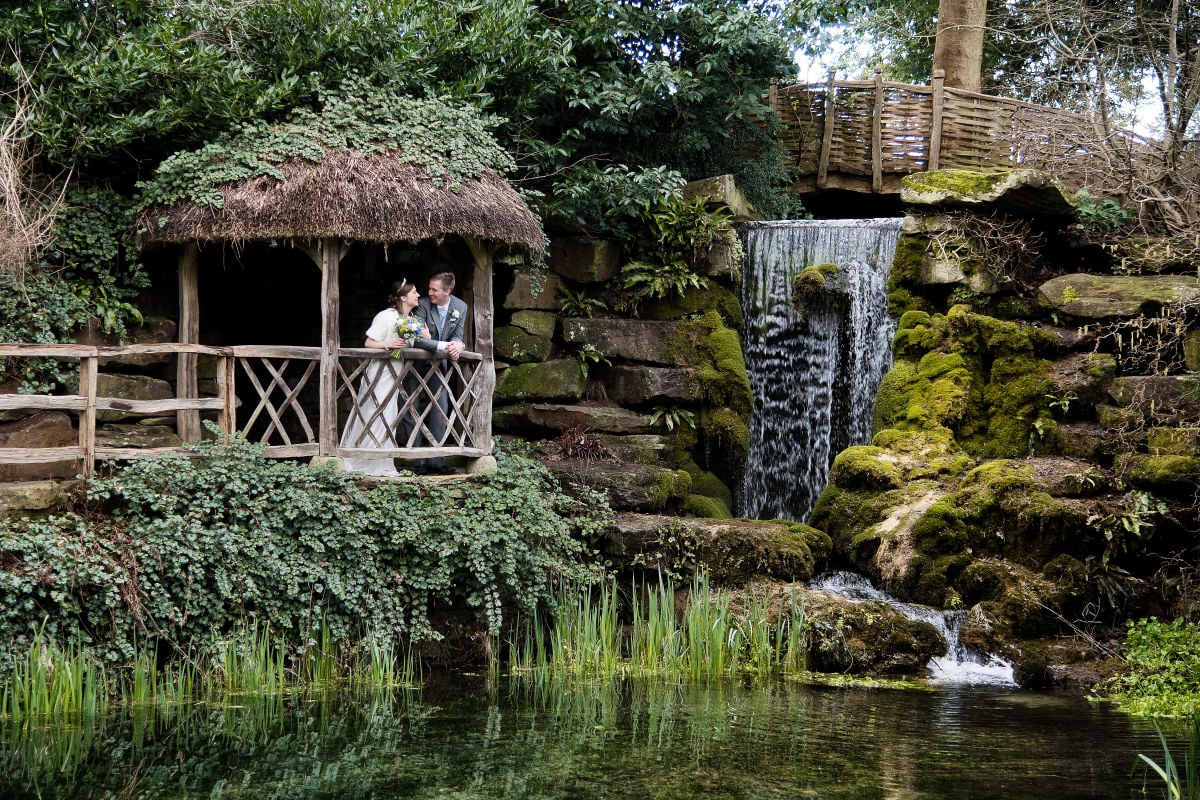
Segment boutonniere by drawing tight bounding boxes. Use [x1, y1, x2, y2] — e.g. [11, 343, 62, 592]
[450, 309, 460, 321]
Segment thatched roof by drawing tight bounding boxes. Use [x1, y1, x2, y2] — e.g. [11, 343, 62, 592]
[138, 149, 544, 256]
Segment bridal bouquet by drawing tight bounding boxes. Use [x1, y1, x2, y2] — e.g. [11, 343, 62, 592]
[391, 316, 425, 358]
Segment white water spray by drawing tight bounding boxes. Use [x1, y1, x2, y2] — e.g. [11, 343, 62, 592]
[811, 572, 1017, 687]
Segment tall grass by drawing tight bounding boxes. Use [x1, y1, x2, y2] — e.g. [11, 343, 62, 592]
[0, 623, 421, 724]
[506, 573, 807, 682]
[1140, 711, 1200, 800]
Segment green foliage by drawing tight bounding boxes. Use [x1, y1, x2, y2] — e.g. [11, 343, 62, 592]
[557, 286, 608, 318]
[638, 196, 734, 269]
[0, 431, 606, 673]
[544, 164, 686, 240]
[0, 272, 88, 391]
[573, 343, 611, 380]
[1104, 617, 1200, 717]
[651, 406, 697, 432]
[1073, 190, 1135, 234]
[619, 260, 707, 312]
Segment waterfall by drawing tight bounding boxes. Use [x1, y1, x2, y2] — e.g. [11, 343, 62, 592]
[738, 219, 903, 522]
[811, 572, 1016, 686]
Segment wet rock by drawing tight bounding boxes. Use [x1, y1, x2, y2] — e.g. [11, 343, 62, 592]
[1037, 273, 1200, 319]
[805, 592, 947, 676]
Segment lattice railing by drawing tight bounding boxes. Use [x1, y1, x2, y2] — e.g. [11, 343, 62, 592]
[336, 348, 489, 458]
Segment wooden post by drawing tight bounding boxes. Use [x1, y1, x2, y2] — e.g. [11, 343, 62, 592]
[177, 242, 201, 441]
[317, 238, 345, 456]
[817, 68, 836, 189]
[872, 66, 884, 193]
[464, 236, 495, 464]
[930, 69, 946, 172]
[80, 353, 97, 478]
[217, 353, 237, 435]
[767, 77, 778, 116]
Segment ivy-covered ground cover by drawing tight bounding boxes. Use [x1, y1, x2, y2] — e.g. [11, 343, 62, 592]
[0, 434, 608, 673]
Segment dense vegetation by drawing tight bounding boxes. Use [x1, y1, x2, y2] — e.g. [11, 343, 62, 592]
[0, 433, 607, 674]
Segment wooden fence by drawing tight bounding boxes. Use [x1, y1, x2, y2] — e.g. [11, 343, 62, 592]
[771, 69, 1164, 196]
[0, 343, 488, 477]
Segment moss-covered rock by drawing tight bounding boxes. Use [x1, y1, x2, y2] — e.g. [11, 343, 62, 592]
[1147, 427, 1200, 456]
[900, 169, 1075, 218]
[681, 493, 733, 519]
[610, 513, 830, 584]
[495, 360, 586, 403]
[510, 310, 558, 338]
[805, 595, 947, 676]
[495, 325, 553, 364]
[544, 460, 690, 513]
[640, 282, 743, 327]
[1038, 273, 1200, 320]
[827, 446, 905, 490]
[792, 262, 839, 308]
[1119, 454, 1200, 489]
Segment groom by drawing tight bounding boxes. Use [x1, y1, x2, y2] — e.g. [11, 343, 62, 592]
[409, 269, 467, 474]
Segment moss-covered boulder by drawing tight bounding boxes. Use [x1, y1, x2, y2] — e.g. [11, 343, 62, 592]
[805, 594, 947, 676]
[510, 310, 558, 339]
[1037, 273, 1200, 319]
[610, 513, 831, 585]
[901, 169, 1075, 219]
[495, 325, 553, 364]
[1107, 376, 1200, 424]
[495, 360, 586, 403]
[1118, 454, 1200, 490]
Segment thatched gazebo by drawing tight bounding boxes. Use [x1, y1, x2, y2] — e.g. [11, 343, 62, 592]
[139, 146, 544, 471]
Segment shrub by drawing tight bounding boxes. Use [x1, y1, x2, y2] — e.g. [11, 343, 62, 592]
[0, 432, 607, 670]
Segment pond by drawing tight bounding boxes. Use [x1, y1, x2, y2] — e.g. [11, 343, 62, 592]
[0, 677, 1179, 799]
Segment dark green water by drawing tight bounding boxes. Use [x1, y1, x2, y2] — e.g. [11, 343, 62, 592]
[0, 678, 1180, 799]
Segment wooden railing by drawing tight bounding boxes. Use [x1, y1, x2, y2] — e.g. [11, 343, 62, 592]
[770, 70, 1163, 196]
[0, 343, 489, 477]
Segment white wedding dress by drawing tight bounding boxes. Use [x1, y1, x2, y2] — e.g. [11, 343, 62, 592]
[340, 308, 404, 477]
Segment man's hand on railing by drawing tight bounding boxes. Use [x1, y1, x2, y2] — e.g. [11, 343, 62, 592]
[445, 341, 464, 362]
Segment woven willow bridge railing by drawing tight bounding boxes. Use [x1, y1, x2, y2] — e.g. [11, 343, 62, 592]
[772, 69, 1163, 196]
[0, 343, 487, 477]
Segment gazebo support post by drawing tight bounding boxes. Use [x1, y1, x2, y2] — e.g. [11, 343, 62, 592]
[319, 238, 346, 456]
[177, 242, 201, 442]
[464, 236, 496, 473]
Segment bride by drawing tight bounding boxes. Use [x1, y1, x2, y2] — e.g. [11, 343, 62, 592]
[339, 279, 431, 477]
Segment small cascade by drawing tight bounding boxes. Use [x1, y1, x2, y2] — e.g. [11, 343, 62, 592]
[811, 572, 1016, 687]
[738, 219, 902, 521]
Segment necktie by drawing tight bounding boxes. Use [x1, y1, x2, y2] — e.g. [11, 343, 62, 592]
[438, 305, 448, 333]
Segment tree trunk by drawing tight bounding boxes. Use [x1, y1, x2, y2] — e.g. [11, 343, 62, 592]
[932, 0, 988, 92]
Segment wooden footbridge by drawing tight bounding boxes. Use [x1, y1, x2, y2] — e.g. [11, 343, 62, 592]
[770, 69, 1161, 197]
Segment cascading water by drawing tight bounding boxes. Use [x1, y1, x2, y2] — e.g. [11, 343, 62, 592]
[738, 219, 903, 522]
[811, 572, 1017, 686]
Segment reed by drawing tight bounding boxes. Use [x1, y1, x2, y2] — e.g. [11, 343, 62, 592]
[1139, 711, 1200, 800]
[0, 622, 422, 722]
[504, 573, 808, 683]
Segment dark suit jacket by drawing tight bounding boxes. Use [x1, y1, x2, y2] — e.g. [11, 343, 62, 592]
[414, 296, 467, 357]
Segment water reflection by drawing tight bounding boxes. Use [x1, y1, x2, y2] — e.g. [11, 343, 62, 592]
[0, 679, 1179, 799]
